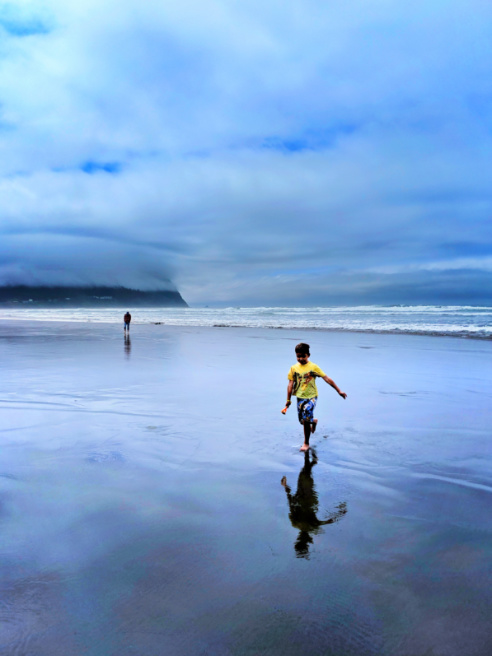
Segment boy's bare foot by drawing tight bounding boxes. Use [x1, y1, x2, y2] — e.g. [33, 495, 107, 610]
[281, 476, 287, 486]
[311, 419, 318, 434]
[300, 443, 310, 452]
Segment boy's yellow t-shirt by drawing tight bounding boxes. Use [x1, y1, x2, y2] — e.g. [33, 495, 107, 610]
[287, 361, 326, 399]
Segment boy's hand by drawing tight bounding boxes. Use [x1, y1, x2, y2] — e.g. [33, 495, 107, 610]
[339, 391, 347, 399]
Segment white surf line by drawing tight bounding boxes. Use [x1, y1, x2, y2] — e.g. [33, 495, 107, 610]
[412, 472, 492, 494]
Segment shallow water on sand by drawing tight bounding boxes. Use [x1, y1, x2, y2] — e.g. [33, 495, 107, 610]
[1, 322, 491, 655]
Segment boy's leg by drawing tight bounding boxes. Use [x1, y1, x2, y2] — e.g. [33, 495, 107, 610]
[301, 421, 311, 451]
[304, 398, 318, 448]
[297, 398, 316, 451]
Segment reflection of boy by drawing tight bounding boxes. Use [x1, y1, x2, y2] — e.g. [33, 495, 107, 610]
[286, 342, 347, 451]
[281, 452, 347, 558]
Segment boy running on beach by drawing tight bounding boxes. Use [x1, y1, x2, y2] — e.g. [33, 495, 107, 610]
[285, 342, 347, 451]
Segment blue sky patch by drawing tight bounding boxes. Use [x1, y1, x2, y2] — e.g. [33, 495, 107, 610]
[80, 161, 122, 175]
[262, 125, 358, 153]
[0, 4, 50, 37]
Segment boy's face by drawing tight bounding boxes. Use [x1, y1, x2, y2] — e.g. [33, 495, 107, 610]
[296, 352, 309, 365]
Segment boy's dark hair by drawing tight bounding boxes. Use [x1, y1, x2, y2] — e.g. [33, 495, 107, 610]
[295, 342, 310, 355]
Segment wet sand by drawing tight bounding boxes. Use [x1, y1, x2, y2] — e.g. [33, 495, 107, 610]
[1, 321, 491, 655]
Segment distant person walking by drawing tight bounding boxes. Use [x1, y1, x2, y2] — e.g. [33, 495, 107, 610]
[124, 311, 131, 332]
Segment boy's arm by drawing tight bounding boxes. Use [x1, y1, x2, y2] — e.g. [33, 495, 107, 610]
[286, 380, 294, 405]
[322, 375, 347, 399]
[281, 380, 294, 414]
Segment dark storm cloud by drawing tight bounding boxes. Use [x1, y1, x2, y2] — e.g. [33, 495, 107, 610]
[0, 0, 492, 304]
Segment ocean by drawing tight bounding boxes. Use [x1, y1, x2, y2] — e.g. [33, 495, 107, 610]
[2, 304, 492, 338]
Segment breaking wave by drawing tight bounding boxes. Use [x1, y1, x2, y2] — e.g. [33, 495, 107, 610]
[2, 305, 492, 339]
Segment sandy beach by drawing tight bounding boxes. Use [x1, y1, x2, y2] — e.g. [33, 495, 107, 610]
[1, 320, 491, 655]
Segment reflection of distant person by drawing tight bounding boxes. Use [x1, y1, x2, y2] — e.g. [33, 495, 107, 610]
[123, 311, 131, 332]
[281, 451, 347, 558]
[124, 332, 131, 356]
[285, 342, 347, 451]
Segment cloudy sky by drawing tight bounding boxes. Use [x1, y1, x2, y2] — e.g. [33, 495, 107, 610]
[1, 0, 491, 305]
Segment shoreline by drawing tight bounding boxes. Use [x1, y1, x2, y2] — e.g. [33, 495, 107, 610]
[211, 323, 492, 340]
[1, 315, 491, 341]
[1, 319, 491, 655]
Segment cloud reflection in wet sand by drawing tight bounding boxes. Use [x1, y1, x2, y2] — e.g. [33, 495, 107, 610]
[0, 322, 491, 655]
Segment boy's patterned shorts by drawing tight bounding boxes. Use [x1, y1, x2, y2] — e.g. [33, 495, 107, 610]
[297, 397, 317, 424]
